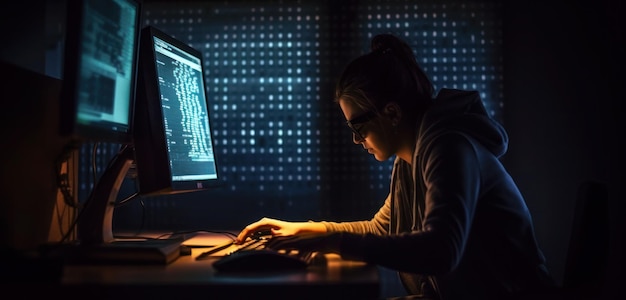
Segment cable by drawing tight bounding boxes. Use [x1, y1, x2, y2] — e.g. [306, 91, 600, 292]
[53, 141, 83, 243]
[54, 141, 81, 209]
[116, 192, 140, 207]
[91, 142, 99, 186]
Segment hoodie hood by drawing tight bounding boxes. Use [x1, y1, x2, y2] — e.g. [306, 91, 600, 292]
[417, 88, 508, 158]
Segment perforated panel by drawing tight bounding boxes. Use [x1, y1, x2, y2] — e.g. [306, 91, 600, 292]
[323, 1, 503, 217]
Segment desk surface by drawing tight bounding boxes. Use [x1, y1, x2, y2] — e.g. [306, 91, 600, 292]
[61, 250, 379, 299]
[9, 233, 380, 299]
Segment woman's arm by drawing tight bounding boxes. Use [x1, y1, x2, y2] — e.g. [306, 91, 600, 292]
[235, 193, 392, 243]
[321, 193, 391, 235]
[235, 217, 327, 244]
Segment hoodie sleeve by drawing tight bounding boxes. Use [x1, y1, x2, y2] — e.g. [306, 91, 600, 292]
[321, 194, 391, 235]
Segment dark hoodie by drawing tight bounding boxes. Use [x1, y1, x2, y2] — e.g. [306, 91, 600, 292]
[323, 89, 553, 299]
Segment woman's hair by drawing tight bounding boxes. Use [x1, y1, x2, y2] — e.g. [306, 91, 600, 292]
[335, 34, 434, 116]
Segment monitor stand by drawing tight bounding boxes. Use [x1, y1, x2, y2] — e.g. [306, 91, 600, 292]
[71, 145, 181, 265]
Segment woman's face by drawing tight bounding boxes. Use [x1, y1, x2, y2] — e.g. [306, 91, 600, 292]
[339, 98, 398, 162]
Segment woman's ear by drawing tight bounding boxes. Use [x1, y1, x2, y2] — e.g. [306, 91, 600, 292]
[383, 102, 402, 126]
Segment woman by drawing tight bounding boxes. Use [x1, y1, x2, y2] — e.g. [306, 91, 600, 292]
[235, 33, 554, 299]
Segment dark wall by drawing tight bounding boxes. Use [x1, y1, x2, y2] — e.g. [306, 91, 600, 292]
[0, 2, 46, 74]
[502, 0, 624, 293]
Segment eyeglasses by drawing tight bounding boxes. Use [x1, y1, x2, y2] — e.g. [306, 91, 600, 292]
[346, 110, 378, 141]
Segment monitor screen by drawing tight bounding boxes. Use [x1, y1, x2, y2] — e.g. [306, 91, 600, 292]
[133, 25, 220, 195]
[59, 0, 141, 144]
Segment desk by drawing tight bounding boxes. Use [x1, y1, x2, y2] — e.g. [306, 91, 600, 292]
[5, 242, 380, 300]
[62, 249, 379, 299]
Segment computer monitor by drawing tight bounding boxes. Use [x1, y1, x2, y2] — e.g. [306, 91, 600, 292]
[57, 0, 142, 246]
[133, 25, 221, 195]
[59, 0, 141, 144]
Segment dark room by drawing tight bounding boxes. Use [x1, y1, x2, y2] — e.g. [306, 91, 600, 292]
[1, 0, 623, 299]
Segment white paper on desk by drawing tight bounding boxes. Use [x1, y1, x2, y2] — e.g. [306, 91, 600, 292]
[182, 232, 235, 247]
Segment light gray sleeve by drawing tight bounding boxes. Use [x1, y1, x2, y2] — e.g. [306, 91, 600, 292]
[320, 194, 391, 235]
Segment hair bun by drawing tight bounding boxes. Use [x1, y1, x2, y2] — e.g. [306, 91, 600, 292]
[370, 34, 398, 52]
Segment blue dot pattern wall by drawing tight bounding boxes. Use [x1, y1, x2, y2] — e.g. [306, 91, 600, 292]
[117, 0, 502, 229]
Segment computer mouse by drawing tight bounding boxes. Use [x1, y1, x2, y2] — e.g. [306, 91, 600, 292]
[212, 249, 308, 272]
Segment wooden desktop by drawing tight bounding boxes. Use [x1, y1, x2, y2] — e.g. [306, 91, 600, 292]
[59, 249, 380, 299]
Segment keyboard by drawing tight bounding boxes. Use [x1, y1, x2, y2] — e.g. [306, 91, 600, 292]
[197, 236, 302, 258]
[197, 236, 326, 271]
[195, 236, 267, 260]
[228, 236, 269, 253]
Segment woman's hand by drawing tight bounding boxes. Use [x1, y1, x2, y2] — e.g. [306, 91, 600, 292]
[235, 217, 326, 244]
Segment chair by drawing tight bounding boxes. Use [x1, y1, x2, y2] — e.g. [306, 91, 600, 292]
[522, 180, 609, 300]
[560, 180, 610, 298]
